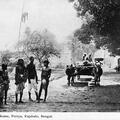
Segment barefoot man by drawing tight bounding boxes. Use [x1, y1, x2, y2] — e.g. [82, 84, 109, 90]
[38, 59, 51, 102]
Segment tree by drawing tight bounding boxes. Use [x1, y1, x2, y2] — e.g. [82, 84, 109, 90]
[68, 35, 96, 63]
[69, 0, 120, 55]
[1, 51, 12, 65]
[17, 27, 60, 65]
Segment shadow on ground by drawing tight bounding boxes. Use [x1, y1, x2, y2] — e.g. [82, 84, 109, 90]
[72, 82, 88, 87]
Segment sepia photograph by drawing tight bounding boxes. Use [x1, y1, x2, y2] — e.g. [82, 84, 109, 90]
[0, 0, 120, 117]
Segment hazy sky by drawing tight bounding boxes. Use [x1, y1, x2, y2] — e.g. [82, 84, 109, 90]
[0, 0, 82, 51]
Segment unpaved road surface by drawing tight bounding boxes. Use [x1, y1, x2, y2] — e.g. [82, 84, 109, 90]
[1, 71, 120, 112]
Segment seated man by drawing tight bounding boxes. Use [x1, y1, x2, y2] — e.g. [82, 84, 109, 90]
[82, 53, 87, 61]
[83, 57, 92, 66]
[88, 54, 93, 63]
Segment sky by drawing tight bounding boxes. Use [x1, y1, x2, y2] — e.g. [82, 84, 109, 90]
[0, 0, 82, 51]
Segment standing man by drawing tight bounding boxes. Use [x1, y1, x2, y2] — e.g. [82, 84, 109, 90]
[2, 64, 10, 105]
[38, 59, 51, 102]
[15, 59, 27, 104]
[27, 56, 38, 101]
[93, 62, 103, 86]
[70, 64, 75, 85]
[65, 65, 71, 86]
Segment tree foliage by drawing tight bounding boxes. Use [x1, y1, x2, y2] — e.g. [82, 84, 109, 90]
[17, 27, 60, 64]
[1, 51, 12, 65]
[68, 35, 96, 62]
[69, 0, 120, 55]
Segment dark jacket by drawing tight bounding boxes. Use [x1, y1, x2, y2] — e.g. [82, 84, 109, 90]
[65, 68, 71, 76]
[27, 63, 38, 83]
[70, 67, 75, 76]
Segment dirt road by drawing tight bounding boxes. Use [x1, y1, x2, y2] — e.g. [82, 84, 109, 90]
[1, 71, 120, 112]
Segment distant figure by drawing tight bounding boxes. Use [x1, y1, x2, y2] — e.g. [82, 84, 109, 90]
[82, 53, 87, 61]
[86, 57, 89, 62]
[15, 59, 27, 104]
[70, 64, 75, 85]
[38, 59, 51, 102]
[88, 54, 92, 62]
[83, 56, 93, 66]
[2, 64, 9, 105]
[83, 57, 89, 66]
[65, 65, 71, 86]
[93, 62, 103, 86]
[27, 56, 38, 101]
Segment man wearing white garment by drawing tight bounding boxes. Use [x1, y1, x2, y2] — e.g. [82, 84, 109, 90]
[27, 56, 38, 101]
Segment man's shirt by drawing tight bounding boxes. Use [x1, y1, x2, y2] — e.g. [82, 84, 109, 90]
[27, 63, 37, 79]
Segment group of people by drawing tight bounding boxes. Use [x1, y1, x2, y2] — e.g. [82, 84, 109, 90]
[65, 54, 93, 86]
[82, 53, 93, 66]
[65, 53, 103, 86]
[0, 56, 51, 106]
[65, 64, 75, 86]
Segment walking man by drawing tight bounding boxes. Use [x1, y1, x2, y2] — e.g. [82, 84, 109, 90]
[27, 56, 38, 101]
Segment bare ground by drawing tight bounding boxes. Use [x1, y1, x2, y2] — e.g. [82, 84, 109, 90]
[1, 70, 120, 112]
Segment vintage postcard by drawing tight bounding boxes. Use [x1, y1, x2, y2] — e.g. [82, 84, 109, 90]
[0, 0, 120, 120]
